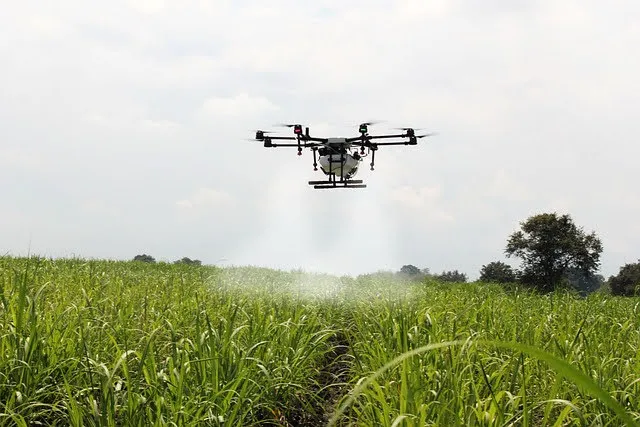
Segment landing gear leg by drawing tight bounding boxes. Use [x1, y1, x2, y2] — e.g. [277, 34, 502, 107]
[370, 147, 377, 170]
[312, 148, 318, 171]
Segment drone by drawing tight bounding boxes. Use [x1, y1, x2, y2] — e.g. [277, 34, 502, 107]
[249, 121, 435, 189]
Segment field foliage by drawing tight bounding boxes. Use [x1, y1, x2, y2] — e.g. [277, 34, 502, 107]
[0, 256, 639, 426]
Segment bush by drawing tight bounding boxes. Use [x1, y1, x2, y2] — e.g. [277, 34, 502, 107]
[607, 260, 640, 296]
[436, 270, 467, 283]
[133, 254, 156, 263]
[479, 261, 516, 284]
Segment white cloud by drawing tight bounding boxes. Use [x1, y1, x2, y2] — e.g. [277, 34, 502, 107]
[198, 93, 279, 118]
[1, 0, 639, 278]
[176, 187, 233, 210]
[487, 169, 533, 202]
[140, 118, 181, 132]
[1, 147, 43, 169]
[25, 15, 71, 38]
[387, 185, 455, 225]
[80, 198, 121, 218]
[126, 0, 168, 15]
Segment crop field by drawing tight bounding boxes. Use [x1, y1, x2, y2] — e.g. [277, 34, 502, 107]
[1, 256, 639, 426]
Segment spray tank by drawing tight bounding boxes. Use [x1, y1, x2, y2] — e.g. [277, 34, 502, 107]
[318, 138, 361, 179]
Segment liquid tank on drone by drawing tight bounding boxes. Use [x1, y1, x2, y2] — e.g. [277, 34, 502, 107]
[317, 138, 361, 179]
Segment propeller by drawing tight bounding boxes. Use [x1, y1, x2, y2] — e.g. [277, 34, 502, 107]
[416, 132, 437, 138]
[392, 127, 437, 138]
[358, 120, 384, 134]
[274, 123, 305, 135]
[358, 120, 385, 128]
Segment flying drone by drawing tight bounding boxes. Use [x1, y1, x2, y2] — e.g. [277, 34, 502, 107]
[249, 121, 435, 189]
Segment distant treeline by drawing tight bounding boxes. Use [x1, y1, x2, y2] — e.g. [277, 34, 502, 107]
[395, 211, 639, 297]
[133, 254, 201, 266]
[131, 212, 640, 297]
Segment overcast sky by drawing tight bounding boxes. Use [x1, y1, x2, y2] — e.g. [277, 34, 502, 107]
[2, 1, 639, 279]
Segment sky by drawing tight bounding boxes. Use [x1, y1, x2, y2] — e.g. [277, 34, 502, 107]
[1, 0, 639, 280]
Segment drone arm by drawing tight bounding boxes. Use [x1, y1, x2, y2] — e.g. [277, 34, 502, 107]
[366, 141, 416, 146]
[366, 133, 408, 140]
[301, 136, 329, 143]
[345, 133, 411, 144]
[265, 136, 297, 141]
[265, 142, 330, 148]
[365, 132, 433, 145]
[345, 136, 365, 143]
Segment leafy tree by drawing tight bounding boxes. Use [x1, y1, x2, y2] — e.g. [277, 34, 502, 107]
[174, 257, 202, 266]
[399, 264, 421, 277]
[607, 260, 640, 296]
[479, 261, 516, 283]
[436, 270, 467, 283]
[562, 266, 604, 295]
[133, 254, 156, 263]
[505, 212, 602, 293]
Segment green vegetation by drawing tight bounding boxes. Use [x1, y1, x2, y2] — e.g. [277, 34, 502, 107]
[479, 261, 516, 284]
[505, 212, 603, 293]
[608, 261, 640, 296]
[398, 212, 612, 295]
[1, 256, 639, 426]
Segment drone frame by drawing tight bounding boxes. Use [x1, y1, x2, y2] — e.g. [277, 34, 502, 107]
[252, 122, 433, 189]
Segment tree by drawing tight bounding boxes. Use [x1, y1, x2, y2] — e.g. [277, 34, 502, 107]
[133, 254, 156, 263]
[174, 257, 202, 266]
[607, 260, 640, 296]
[399, 264, 421, 277]
[479, 261, 516, 283]
[505, 212, 603, 293]
[562, 266, 604, 295]
[436, 270, 467, 283]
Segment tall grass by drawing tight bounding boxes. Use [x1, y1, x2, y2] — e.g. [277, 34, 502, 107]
[335, 282, 640, 426]
[0, 256, 638, 426]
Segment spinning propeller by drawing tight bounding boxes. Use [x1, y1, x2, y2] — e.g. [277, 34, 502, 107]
[393, 127, 437, 138]
[358, 120, 384, 134]
[275, 123, 304, 135]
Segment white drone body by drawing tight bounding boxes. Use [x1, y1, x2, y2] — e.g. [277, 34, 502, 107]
[317, 138, 360, 179]
[318, 154, 360, 178]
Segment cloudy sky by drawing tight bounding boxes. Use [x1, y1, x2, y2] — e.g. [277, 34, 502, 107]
[2, 0, 639, 279]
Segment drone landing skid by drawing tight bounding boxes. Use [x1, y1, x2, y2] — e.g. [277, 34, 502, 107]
[308, 179, 367, 189]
